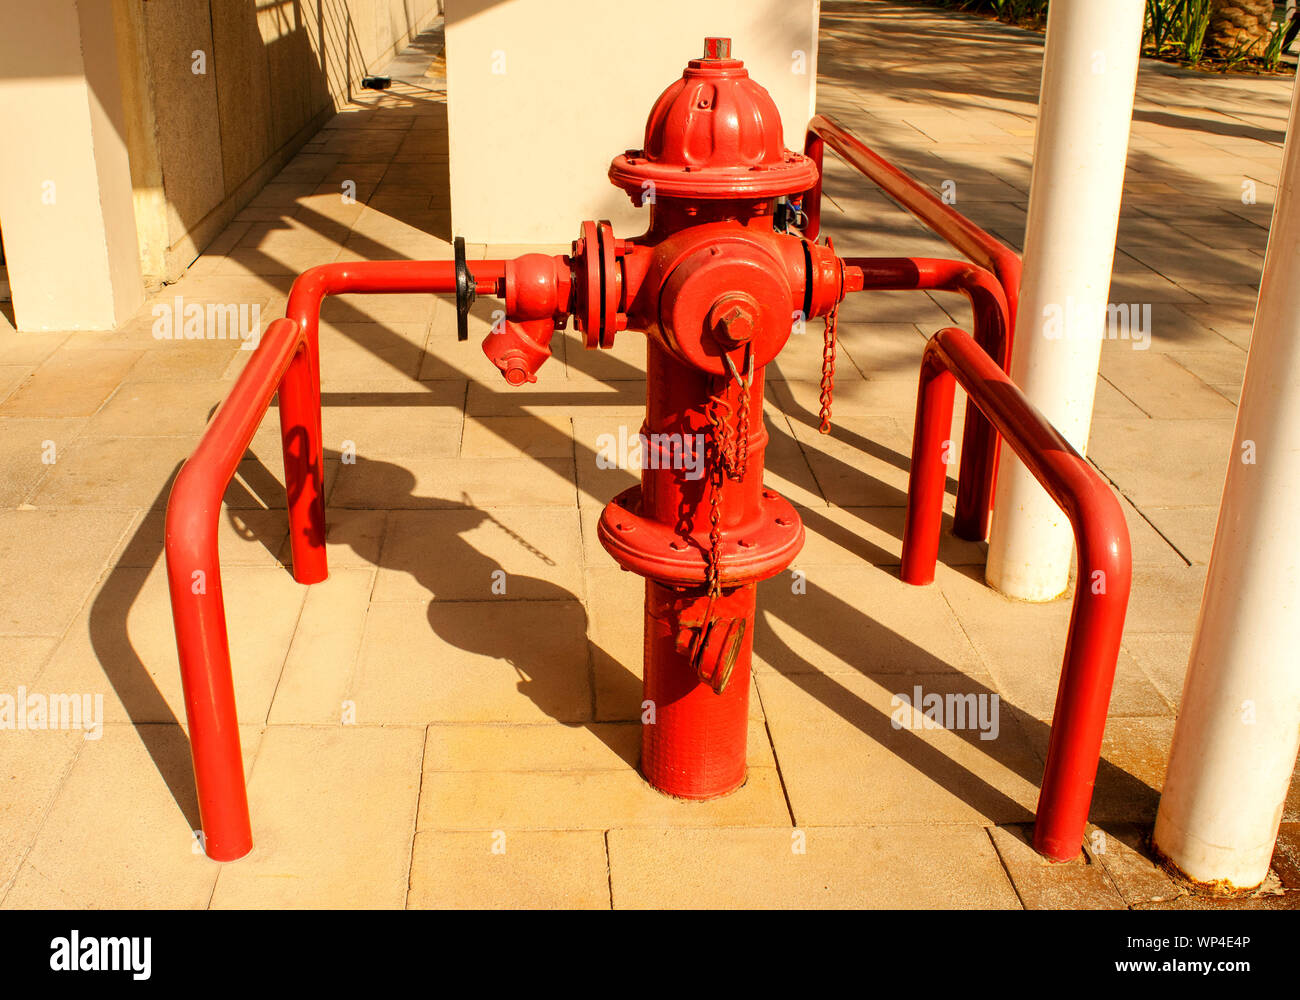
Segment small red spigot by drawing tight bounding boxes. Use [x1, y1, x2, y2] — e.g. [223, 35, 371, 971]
[479, 252, 574, 385]
[482, 318, 554, 385]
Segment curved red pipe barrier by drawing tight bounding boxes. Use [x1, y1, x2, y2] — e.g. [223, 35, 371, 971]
[165, 316, 321, 861]
[165, 260, 504, 861]
[842, 257, 1009, 541]
[804, 114, 1023, 539]
[900, 327, 1131, 862]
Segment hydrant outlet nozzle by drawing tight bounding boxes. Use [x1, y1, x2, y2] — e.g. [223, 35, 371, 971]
[481, 317, 554, 385]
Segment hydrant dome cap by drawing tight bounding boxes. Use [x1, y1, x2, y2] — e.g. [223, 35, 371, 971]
[609, 44, 818, 201]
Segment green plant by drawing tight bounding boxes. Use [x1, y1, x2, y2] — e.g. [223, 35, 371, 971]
[1287, 10, 1300, 50]
[1178, 0, 1214, 64]
[938, 0, 1290, 71]
[1145, 0, 1185, 55]
[1264, 9, 1300, 70]
[1222, 30, 1260, 70]
[953, 0, 1048, 23]
[1003, 0, 1048, 20]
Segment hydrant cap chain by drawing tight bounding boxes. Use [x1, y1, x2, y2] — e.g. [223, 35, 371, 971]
[608, 38, 819, 201]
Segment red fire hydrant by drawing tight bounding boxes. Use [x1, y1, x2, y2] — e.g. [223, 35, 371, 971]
[477, 37, 853, 798]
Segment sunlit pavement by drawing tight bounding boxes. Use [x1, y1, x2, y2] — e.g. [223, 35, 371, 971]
[1, 2, 1296, 909]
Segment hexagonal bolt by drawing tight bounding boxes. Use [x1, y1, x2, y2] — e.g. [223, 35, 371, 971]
[708, 296, 756, 348]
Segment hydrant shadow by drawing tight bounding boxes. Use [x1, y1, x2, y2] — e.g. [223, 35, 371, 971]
[256, 447, 644, 768]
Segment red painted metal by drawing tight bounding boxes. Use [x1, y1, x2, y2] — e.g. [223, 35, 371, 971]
[609, 41, 819, 203]
[592, 43, 844, 798]
[165, 316, 321, 862]
[167, 214, 849, 850]
[841, 257, 1010, 538]
[803, 115, 1022, 542]
[167, 261, 501, 862]
[900, 326, 1132, 862]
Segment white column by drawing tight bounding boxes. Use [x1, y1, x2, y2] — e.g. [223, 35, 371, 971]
[985, 0, 1144, 600]
[1152, 73, 1300, 892]
[0, 0, 143, 330]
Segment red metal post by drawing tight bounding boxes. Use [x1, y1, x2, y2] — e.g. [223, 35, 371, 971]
[803, 116, 1022, 324]
[601, 334, 802, 799]
[592, 43, 849, 799]
[804, 115, 1022, 540]
[841, 257, 1009, 541]
[167, 261, 502, 861]
[900, 327, 1132, 861]
[166, 317, 320, 861]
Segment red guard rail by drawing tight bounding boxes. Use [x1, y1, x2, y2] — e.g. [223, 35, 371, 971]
[804, 114, 1023, 541]
[843, 257, 1009, 539]
[900, 327, 1132, 862]
[166, 259, 499, 861]
[165, 316, 323, 862]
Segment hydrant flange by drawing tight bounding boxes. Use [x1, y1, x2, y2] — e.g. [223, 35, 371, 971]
[599, 484, 804, 587]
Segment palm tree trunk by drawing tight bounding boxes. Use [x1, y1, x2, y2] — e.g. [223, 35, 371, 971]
[1207, 0, 1277, 57]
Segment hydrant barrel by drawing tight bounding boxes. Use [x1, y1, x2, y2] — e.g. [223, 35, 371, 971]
[643, 580, 756, 797]
[632, 340, 780, 798]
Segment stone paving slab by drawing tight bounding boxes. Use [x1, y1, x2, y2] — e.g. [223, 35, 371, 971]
[209, 725, 424, 909]
[408, 830, 610, 909]
[607, 826, 1020, 909]
[2, 3, 1298, 909]
[1, 724, 262, 909]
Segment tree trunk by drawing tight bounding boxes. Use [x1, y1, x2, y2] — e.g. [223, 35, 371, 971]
[1207, 0, 1277, 57]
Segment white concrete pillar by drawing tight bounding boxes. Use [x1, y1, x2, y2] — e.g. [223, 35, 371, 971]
[0, 0, 143, 331]
[1152, 73, 1300, 892]
[985, 0, 1144, 600]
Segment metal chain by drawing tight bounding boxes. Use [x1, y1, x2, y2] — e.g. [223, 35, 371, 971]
[702, 348, 753, 599]
[705, 401, 725, 600]
[732, 360, 750, 480]
[818, 302, 839, 434]
[819, 237, 840, 435]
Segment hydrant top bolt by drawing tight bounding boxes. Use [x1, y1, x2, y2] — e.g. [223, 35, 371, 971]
[703, 37, 731, 60]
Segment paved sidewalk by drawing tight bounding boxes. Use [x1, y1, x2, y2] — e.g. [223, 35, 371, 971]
[0, 1, 1297, 908]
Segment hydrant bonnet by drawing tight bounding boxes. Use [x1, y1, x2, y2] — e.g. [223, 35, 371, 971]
[608, 37, 819, 202]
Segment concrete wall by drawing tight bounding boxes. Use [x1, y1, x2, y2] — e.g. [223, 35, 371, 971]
[0, 0, 445, 330]
[120, 0, 444, 283]
[444, 0, 820, 243]
[0, 0, 144, 330]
